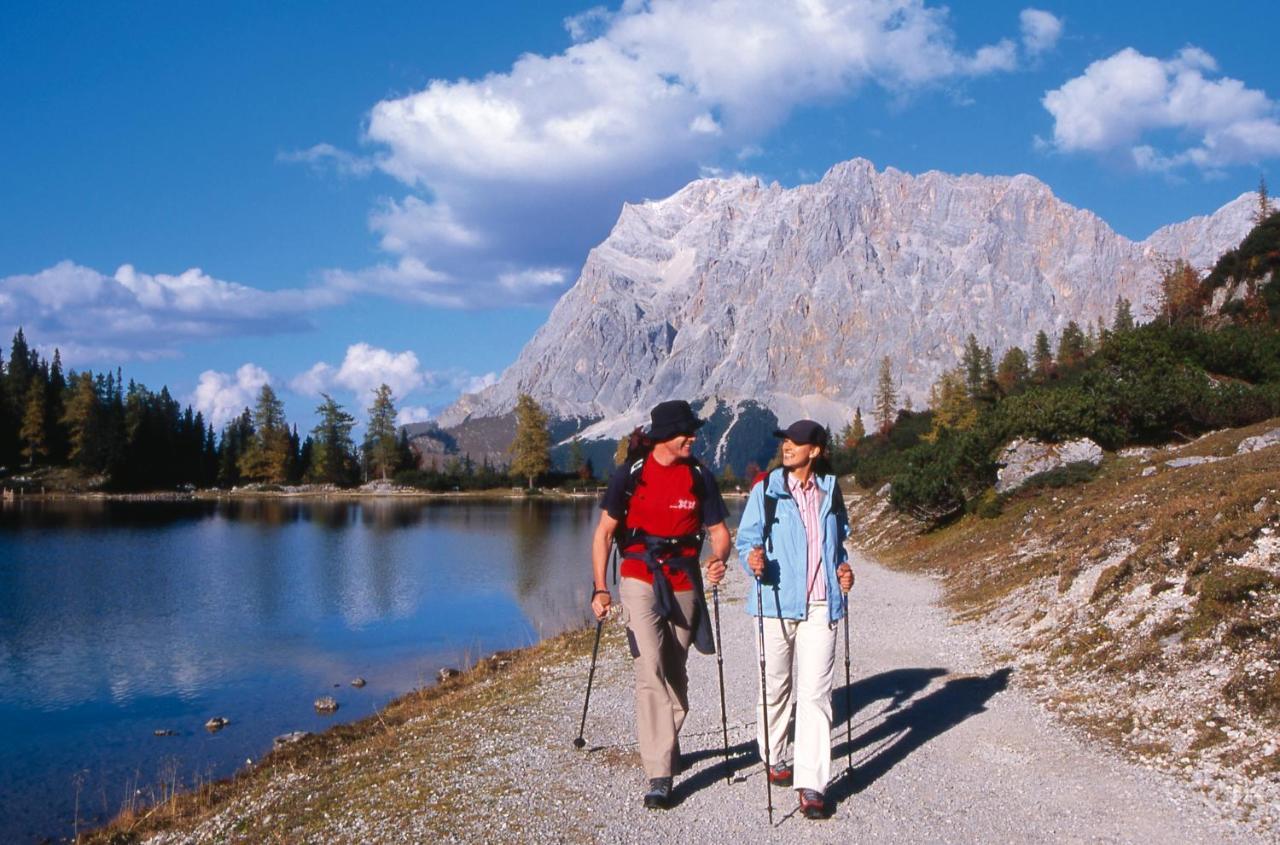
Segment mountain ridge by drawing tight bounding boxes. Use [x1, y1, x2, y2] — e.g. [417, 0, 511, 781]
[439, 158, 1257, 456]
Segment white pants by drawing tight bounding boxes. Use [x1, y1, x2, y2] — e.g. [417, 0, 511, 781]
[755, 601, 836, 793]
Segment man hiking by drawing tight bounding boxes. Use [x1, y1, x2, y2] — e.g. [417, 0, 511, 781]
[590, 399, 730, 809]
[736, 419, 854, 819]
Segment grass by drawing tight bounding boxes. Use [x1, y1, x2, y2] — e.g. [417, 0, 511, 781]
[848, 416, 1280, 786]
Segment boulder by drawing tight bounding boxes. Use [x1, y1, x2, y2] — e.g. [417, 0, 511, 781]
[153, 729, 177, 737]
[1238, 428, 1280, 454]
[273, 731, 311, 749]
[204, 717, 229, 732]
[350, 677, 367, 688]
[995, 438, 1103, 495]
[1165, 455, 1222, 469]
[313, 696, 339, 713]
[437, 667, 462, 683]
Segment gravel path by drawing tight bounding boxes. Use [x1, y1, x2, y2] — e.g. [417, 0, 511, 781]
[549, 551, 1266, 844]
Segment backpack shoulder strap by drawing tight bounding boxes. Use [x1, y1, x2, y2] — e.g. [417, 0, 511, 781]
[687, 459, 708, 504]
[761, 467, 782, 547]
[622, 456, 647, 505]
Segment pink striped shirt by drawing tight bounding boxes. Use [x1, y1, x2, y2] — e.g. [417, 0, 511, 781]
[788, 473, 826, 602]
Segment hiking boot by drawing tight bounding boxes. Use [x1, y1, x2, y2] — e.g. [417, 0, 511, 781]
[643, 777, 673, 810]
[798, 788, 827, 820]
[766, 762, 793, 786]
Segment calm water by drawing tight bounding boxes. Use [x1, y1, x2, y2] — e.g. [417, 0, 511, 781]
[0, 497, 613, 843]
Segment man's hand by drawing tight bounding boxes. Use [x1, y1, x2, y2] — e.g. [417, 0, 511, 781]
[747, 546, 766, 578]
[837, 563, 854, 594]
[705, 556, 726, 586]
[591, 589, 611, 621]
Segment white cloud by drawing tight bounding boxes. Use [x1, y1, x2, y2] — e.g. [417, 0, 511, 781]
[396, 406, 433, 426]
[1019, 9, 1062, 55]
[1043, 46, 1280, 171]
[191, 364, 271, 429]
[0, 260, 336, 363]
[296, 343, 426, 403]
[321, 257, 463, 307]
[278, 142, 375, 177]
[325, 1, 1029, 308]
[290, 362, 334, 397]
[462, 371, 499, 394]
[498, 268, 568, 293]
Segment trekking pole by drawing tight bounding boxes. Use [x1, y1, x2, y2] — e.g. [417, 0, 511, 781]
[754, 563, 774, 824]
[842, 590, 853, 775]
[573, 617, 603, 750]
[712, 584, 731, 784]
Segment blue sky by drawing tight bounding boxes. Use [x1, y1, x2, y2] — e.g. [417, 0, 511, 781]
[3, 0, 1279, 430]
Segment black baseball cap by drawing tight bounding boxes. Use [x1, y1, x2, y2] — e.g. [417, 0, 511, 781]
[773, 419, 828, 447]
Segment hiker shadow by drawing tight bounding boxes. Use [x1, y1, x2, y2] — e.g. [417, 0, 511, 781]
[671, 739, 757, 804]
[827, 667, 1013, 805]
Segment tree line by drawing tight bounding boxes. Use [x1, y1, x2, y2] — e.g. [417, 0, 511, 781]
[0, 333, 423, 491]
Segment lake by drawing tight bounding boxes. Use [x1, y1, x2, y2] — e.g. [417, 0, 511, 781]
[0, 496, 631, 843]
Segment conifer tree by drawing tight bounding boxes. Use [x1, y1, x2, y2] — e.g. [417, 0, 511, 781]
[873, 356, 897, 434]
[1112, 296, 1135, 332]
[239, 384, 289, 483]
[62, 371, 102, 470]
[567, 437, 585, 475]
[364, 384, 400, 481]
[20, 380, 47, 466]
[310, 394, 356, 485]
[1057, 321, 1087, 370]
[1256, 175, 1274, 225]
[926, 368, 976, 439]
[995, 346, 1030, 394]
[1032, 330, 1054, 381]
[509, 393, 550, 488]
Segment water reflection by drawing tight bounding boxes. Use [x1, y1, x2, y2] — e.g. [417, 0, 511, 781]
[0, 498, 609, 842]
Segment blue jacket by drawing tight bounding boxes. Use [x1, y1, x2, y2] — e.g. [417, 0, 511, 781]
[736, 468, 850, 624]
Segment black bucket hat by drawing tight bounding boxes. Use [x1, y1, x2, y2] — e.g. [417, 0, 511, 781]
[773, 419, 828, 447]
[647, 400, 706, 441]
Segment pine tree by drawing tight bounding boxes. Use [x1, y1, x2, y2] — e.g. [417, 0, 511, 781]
[62, 371, 102, 470]
[1057, 321, 1087, 370]
[20, 380, 47, 466]
[995, 346, 1030, 394]
[509, 393, 550, 488]
[567, 437, 585, 475]
[1032, 330, 1054, 382]
[238, 384, 289, 483]
[926, 368, 976, 439]
[1256, 175, 1274, 225]
[873, 356, 897, 434]
[962, 335, 985, 401]
[1156, 259, 1202, 326]
[839, 407, 866, 448]
[310, 394, 356, 485]
[1112, 296, 1134, 332]
[364, 384, 399, 481]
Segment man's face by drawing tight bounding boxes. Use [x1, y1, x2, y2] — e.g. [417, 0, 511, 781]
[781, 437, 821, 470]
[655, 432, 696, 460]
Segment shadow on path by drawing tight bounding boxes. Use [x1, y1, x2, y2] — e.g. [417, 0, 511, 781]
[827, 667, 1013, 806]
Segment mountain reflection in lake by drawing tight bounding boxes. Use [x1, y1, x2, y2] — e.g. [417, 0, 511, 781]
[0, 496, 648, 843]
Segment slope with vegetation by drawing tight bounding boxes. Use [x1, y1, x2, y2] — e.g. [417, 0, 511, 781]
[835, 208, 1280, 828]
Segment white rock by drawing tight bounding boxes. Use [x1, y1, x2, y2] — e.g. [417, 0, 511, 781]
[995, 438, 1104, 495]
[1238, 428, 1280, 454]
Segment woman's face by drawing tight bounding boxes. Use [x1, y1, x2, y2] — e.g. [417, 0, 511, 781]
[781, 437, 821, 470]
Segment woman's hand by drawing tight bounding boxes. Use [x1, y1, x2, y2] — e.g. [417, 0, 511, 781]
[705, 556, 726, 586]
[747, 546, 766, 578]
[591, 589, 611, 620]
[837, 563, 855, 594]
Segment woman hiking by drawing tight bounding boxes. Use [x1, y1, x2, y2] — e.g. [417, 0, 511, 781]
[590, 399, 731, 810]
[736, 419, 854, 820]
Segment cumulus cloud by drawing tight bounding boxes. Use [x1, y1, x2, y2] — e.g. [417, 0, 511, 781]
[462, 371, 499, 394]
[395, 406, 432, 426]
[293, 343, 426, 402]
[1043, 46, 1280, 171]
[1019, 9, 1062, 55]
[321, 0, 1029, 308]
[191, 364, 272, 428]
[0, 260, 336, 363]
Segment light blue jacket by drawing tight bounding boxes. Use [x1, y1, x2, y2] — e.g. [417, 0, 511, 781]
[736, 468, 850, 624]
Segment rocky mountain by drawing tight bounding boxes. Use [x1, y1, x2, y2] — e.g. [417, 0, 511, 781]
[439, 158, 1257, 465]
